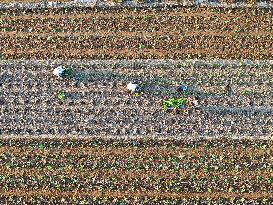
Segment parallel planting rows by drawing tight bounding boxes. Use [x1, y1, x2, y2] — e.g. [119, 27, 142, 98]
[0, 61, 272, 136]
[0, 6, 272, 60]
[0, 138, 272, 204]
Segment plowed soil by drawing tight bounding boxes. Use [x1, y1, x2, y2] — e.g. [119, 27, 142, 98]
[0, 6, 272, 60]
[0, 138, 272, 204]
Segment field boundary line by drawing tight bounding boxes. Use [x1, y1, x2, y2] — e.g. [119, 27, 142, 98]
[0, 0, 273, 10]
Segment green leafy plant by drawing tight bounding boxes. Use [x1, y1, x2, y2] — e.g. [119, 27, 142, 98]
[242, 89, 250, 96]
[139, 43, 145, 49]
[163, 98, 186, 110]
[58, 91, 65, 102]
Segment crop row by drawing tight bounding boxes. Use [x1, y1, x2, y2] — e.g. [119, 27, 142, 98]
[0, 2, 272, 17]
[1, 13, 271, 33]
[0, 173, 271, 193]
[0, 137, 270, 148]
[1, 35, 272, 50]
[1, 47, 272, 60]
[0, 150, 272, 172]
[1, 64, 271, 104]
[0, 195, 272, 205]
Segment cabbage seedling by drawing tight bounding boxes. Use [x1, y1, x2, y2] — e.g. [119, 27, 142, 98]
[58, 91, 65, 102]
[139, 43, 145, 49]
[163, 98, 186, 110]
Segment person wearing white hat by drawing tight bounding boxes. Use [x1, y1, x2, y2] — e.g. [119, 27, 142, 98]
[53, 66, 65, 79]
[127, 81, 140, 94]
[193, 96, 199, 106]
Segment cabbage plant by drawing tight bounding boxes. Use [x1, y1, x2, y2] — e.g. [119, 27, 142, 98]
[163, 98, 186, 110]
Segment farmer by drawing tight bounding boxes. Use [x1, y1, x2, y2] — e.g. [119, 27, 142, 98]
[225, 82, 232, 96]
[193, 96, 199, 107]
[177, 83, 188, 93]
[127, 81, 140, 94]
[53, 65, 65, 79]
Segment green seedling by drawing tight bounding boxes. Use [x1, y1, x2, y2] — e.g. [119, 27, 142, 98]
[242, 90, 249, 96]
[163, 98, 186, 110]
[139, 43, 145, 49]
[38, 143, 45, 149]
[47, 165, 53, 171]
[58, 91, 65, 102]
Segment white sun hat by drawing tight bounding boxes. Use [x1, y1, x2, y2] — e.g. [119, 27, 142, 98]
[53, 66, 65, 78]
[127, 82, 139, 92]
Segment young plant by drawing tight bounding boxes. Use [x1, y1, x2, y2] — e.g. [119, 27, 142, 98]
[58, 91, 65, 102]
[163, 98, 186, 110]
[242, 90, 249, 96]
[139, 43, 145, 49]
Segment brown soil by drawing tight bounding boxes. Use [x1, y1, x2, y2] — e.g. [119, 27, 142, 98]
[0, 6, 272, 60]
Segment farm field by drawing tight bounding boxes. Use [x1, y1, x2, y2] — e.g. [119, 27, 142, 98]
[0, 137, 272, 204]
[0, 1, 273, 204]
[0, 60, 272, 136]
[0, 6, 272, 60]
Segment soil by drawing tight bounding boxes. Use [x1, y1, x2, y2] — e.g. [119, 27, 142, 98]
[0, 6, 272, 60]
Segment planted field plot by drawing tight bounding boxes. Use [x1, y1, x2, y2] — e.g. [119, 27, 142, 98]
[0, 138, 272, 204]
[0, 60, 272, 137]
[0, 6, 272, 60]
